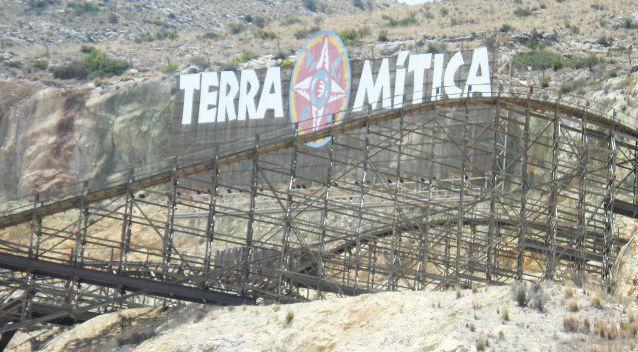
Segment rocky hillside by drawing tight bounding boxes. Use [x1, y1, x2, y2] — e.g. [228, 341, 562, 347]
[0, 0, 396, 46]
[8, 282, 638, 351]
[2, 0, 638, 203]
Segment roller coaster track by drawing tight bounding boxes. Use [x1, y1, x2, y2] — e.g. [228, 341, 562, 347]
[0, 86, 637, 338]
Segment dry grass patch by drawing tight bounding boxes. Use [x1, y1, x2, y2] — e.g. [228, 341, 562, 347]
[568, 299, 580, 312]
[501, 306, 510, 322]
[476, 334, 489, 351]
[563, 314, 580, 332]
[590, 295, 604, 309]
[284, 311, 294, 327]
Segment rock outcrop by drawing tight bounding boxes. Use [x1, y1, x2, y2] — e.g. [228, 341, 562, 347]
[0, 77, 177, 202]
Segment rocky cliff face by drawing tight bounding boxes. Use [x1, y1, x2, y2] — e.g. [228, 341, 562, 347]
[0, 76, 177, 202]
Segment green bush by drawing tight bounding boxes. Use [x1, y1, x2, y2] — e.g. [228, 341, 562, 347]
[566, 54, 606, 69]
[229, 23, 245, 35]
[515, 49, 605, 71]
[258, 30, 278, 40]
[5, 60, 23, 69]
[27, 0, 57, 12]
[559, 78, 587, 94]
[232, 52, 255, 65]
[303, 0, 317, 12]
[163, 63, 179, 74]
[282, 17, 303, 26]
[253, 16, 266, 29]
[499, 24, 515, 33]
[597, 36, 613, 47]
[53, 61, 89, 79]
[622, 18, 638, 30]
[352, 0, 366, 10]
[294, 29, 310, 40]
[514, 49, 564, 70]
[202, 31, 220, 40]
[135, 29, 179, 43]
[53, 49, 129, 80]
[384, 14, 418, 27]
[294, 27, 320, 40]
[427, 42, 447, 53]
[513, 7, 533, 17]
[68, 1, 100, 15]
[338, 28, 368, 46]
[31, 59, 49, 70]
[377, 30, 389, 42]
[189, 55, 209, 70]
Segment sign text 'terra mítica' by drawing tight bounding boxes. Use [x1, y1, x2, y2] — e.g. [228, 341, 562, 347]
[179, 31, 491, 143]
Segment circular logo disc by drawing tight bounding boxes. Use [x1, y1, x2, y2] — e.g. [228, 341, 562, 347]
[289, 30, 351, 148]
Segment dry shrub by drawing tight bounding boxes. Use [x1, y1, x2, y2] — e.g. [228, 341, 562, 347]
[501, 306, 510, 322]
[606, 324, 619, 340]
[590, 294, 603, 309]
[284, 311, 294, 327]
[583, 318, 591, 333]
[564, 285, 575, 298]
[529, 283, 548, 312]
[476, 335, 489, 351]
[594, 320, 607, 338]
[512, 281, 527, 307]
[193, 308, 207, 322]
[563, 314, 579, 332]
[568, 299, 580, 312]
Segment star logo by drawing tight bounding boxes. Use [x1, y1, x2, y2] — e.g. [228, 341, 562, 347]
[290, 30, 351, 148]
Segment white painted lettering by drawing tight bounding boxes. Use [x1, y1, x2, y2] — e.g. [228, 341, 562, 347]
[431, 54, 444, 101]
[464, 47, 491, 97]
[393, 51, 410, 109]
[217, 71, 240, 122]
[179, 73, 200, 125]
[198, 72, 219, 123]
[407, 53, 432, 105]
[238, 69, 260, 120]
[444, 51, 464, 99]
[353, 58, 392, 111]
[256, 67, 284, 119]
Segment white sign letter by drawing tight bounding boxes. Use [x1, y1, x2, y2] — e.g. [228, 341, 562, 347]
[393, 51, 410, 109]
[444, 51, 464, 99]
[353, 58, 392, 111]
[198, 72, 219, 123]
[238, 69, 260, 120]
[407, 53, 431, 105]
[180, 73, 200, 125]
[217, 71, 240, 122]
[257, 67, 284, 119]
[464, 47, 491, 97]
[431, 54, 444, 101]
